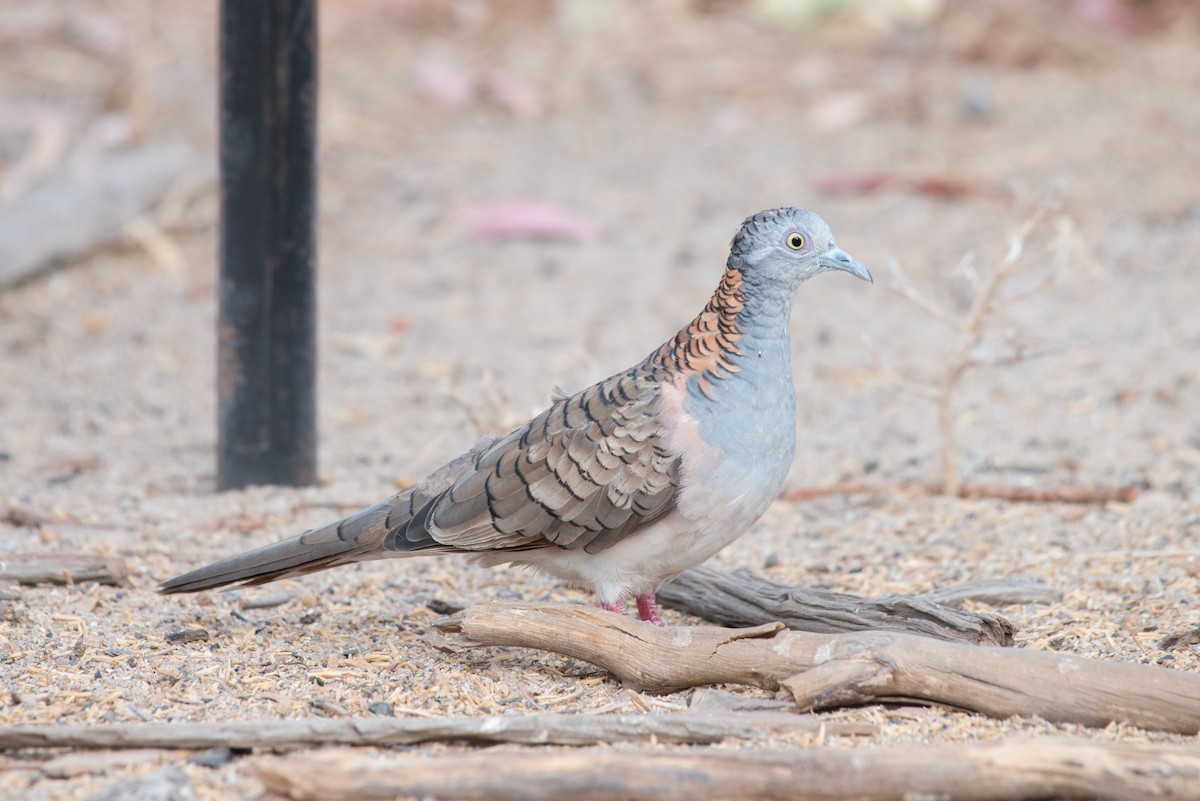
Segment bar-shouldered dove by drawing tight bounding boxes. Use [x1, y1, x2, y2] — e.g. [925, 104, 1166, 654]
[161, 208, 871, 625]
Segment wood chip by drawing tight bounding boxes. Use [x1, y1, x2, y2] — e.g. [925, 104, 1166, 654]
[0, 554, 128, 586]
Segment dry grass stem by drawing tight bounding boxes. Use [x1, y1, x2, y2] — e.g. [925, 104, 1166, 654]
[878, 206, 1071, 495]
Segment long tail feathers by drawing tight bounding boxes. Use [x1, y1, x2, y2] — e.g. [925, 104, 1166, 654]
[159, 500, 422, 594]
[160, 434, 501, 595]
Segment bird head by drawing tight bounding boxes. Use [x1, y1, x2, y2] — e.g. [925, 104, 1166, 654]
[729, 207, 872, 287]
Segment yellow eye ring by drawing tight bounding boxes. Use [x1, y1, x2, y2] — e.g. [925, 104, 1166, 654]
[785, 232, 805, 250]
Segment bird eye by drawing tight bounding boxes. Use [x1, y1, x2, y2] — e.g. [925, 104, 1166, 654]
[785, 232, 805, 251]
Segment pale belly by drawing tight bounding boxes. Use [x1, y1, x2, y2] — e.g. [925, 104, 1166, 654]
[482, 366, 797, 603]
[493, 458, 784, 604]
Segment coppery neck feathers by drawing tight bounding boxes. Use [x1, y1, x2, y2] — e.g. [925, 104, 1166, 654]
[649, 267, 745, 388]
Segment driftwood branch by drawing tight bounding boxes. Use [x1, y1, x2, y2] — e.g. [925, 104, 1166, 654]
[0, 553, 128, 586]
[255, 737, 1200, 801]
[442, 602, 1200, 734]
[660, 567, 1017, 646]
[0, 143, 200, 289]
[0, 711, 843, 752]
[918, 577, 1062, 608]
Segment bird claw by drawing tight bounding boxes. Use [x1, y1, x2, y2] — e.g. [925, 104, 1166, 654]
[601, 599, 629, 616]
[601, 596, 664, 626]
[635, 593, 665, 627]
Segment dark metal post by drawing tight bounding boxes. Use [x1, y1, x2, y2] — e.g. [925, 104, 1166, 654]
[217, 0, 318, 489]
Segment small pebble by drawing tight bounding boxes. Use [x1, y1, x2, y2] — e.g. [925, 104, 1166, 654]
[960, 78, 995, 120]
[426, 598, 465, 615]
[188, 747, 234, 768]
[368, 701, 394, 717]
[240, 589, 297, 610]
[164, 628, 209, 644]
[0, 601, 21, 622]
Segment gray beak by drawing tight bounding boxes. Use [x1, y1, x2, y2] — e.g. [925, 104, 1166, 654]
[819, 247, 873, 284]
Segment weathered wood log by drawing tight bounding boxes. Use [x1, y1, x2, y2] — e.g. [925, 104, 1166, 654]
[919, 577, 1062, 608]
[660, 567, 1016, 645]
[255, 737, 1200, 801]
[0, 143, 199, 289]
[0, 711, 848, 752]
[0, 554, 128, 586]
[443, 602, 1200, 734]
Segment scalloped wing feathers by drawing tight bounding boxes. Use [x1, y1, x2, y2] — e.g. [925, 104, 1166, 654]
[420, 369, 680, 554]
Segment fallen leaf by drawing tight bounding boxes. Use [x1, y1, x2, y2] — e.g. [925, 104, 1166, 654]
[809, 92, 870, 133]
[813, 172, 893, 196]
[414, 56, 475, 107]
[1071, 0, 1157, 35]
[905, 175, 983, 199]
[484, 70, 543, 118]
[465, 201, 596, 242]
[814, 172, 1007, 200]
[81, 312, 109, 335]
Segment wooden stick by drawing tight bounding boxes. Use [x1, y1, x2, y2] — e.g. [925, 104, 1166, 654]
[2, 505, 58, 527]
[0, 143, 199, 289]
[0, 554, 128, 586]
[444, 602, 1200, 734]
[659, 567, 1016, 646]
[956, 482, 1138, 503]
[255, 737, 1200, 801]
[918, 577, 1062, 608]
[0, 711, 842, 752]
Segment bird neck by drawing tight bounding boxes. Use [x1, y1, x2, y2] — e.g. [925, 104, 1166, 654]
[648, 266, 745, 394]
[648, 264, 799, 398]
[651, 264, 801, 506]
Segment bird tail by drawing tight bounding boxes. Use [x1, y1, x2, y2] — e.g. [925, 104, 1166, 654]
[159, 500, 424, 594]
[160, 434, 502, 594]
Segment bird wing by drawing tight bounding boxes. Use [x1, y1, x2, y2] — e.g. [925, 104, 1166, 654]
[396, 368, 681, 555]
[159, 368, 681, 594]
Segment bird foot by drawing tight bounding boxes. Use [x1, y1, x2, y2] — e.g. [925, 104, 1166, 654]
[635, 593, 665, 627]
[601, 599, 629, 616]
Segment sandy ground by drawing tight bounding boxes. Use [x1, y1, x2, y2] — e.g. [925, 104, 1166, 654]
[1, 1, 1199, 798]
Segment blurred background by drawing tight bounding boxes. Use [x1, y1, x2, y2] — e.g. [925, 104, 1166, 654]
[1, 3, 1200, 786]
[3, 0, 1198, 501]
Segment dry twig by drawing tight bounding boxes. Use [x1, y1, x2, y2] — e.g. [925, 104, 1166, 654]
[0, 554, 128, 586]
[916, 577, 1062, 608]
[0, 711, 843, 752]
[658, 567, 1016, 645]
[255, 737, 1200, 801]
[876, 207, 1080, 496]
[440, 601, 1200, 734]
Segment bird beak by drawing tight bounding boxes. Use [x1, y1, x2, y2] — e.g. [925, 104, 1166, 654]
[819, 247, 873, 284]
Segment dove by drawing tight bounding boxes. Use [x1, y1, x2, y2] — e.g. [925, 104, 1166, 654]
[160, 208, 871, 625]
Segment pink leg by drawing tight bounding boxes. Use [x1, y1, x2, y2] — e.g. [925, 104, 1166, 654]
[635, 593, 664, 627]
[601, 599, 629, 616]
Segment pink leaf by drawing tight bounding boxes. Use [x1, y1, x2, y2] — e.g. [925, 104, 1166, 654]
[414, 56, 475, 107]
[813, 172, 893, 196]
[466, 201, 596, 243]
